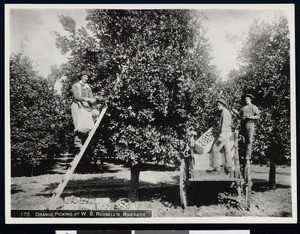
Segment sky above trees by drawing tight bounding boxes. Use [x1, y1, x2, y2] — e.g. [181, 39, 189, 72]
[9, 6, 290, 79]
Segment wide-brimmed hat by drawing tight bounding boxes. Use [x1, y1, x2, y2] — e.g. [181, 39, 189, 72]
[80, 70, 88, 77]
[217, 98, 227, 107]
[243, 93, 254, 99]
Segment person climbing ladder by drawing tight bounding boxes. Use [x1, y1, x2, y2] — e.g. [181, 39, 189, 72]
[71, 72, 100, 148]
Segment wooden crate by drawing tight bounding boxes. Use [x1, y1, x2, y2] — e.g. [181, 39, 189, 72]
[95, 198, 110, 203]
[194, 127, 217, 154]
[193, 152, 236, 171]
[190, 170, 238, 181]
[63, 203, 80, 210]
[95, 197, 112, 210]
[80, 203, 96, 210]
[96, 203, 113, 210]
[193, 154, 211, 168]
[63, 196, 111, 210]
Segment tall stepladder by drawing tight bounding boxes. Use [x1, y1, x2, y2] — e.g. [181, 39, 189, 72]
[47, 106, 108, 210]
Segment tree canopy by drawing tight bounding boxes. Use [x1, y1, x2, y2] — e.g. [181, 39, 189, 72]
[10, 10, 291, 196]
[226, 15, 290, 165]
[10, 53, 72, 176]
[54, 10, 219, 168]
[52, 9, 221, 199]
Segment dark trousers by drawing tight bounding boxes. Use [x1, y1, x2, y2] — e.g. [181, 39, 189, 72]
[241, 121, 255, 160]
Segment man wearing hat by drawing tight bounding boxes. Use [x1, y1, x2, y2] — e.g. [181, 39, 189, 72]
[208, 97, 233, 173]
[240, 93, 260, 160]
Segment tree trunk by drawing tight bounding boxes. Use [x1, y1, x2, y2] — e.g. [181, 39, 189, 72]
[31, 164, 34, 177]
[100, 154, 104, 167]
[129, 164, 140, 202]
[269, 155, 276, 189]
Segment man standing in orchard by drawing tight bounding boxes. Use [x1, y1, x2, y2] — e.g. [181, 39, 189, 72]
[208, 98, 233, 174]
[71, 72, 100, 148]
[239, 94, 260, 161]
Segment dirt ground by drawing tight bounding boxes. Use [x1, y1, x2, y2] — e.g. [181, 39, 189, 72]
[11, 163, 292, 217]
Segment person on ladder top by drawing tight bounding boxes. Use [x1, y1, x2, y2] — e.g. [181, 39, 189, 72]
[208, 97, 233, 174]
[71, 72, 100, 148]
[239, 93, 260, 161]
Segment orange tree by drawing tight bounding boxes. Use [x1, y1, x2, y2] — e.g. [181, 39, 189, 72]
[225, 16, 290, 188]
[10, 53, 72, 176]
[54, 10, 218, 200]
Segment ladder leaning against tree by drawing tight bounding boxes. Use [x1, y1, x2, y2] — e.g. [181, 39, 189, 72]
[47, 106, 108, 210]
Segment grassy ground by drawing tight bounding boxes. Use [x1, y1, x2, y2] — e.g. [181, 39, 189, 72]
[11, 163, 292, 217]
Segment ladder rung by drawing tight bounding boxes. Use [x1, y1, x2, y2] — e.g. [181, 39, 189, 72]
[47, 107, 108, 210]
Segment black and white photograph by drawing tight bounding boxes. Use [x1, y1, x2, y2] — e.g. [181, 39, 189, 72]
[5, 4, 296, 223]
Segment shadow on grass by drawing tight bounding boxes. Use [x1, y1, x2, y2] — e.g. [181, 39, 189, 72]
[35, 173, 291, 208]
[188, 181, 233, 206]
[252, 170, 291, 176]
[108, 159, 176, 172]
[38, 176, 131, 201]
[50, 162, 124, 175]
[11, 184, 24, 195]
[252, 180, 291, 192]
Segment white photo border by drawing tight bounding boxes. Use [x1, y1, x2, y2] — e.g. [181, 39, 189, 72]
[5, 3, 297, 224]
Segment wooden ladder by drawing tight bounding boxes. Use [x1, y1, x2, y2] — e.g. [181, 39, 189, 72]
[47, 106, 108, 210]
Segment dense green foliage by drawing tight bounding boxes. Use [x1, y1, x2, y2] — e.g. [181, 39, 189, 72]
[54, 10, 219, 167]
[224, 16, 290, 165]
[10, 10, 291, 191]
[10, 53, 72, 176]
